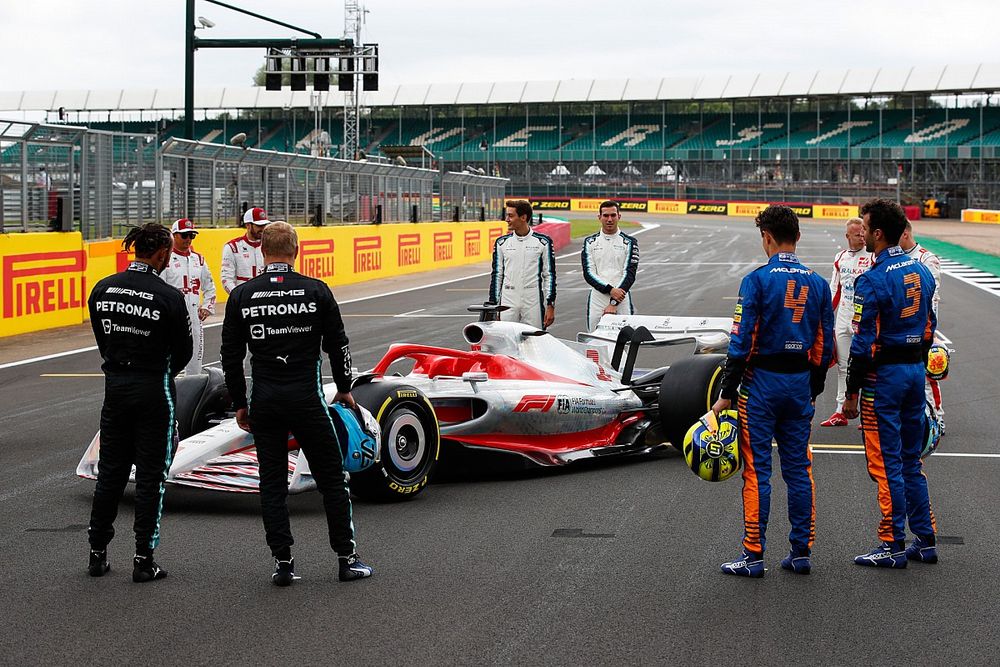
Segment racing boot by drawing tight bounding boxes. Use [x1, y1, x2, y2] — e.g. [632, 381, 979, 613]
[272, 557, 298, 586]
[854, 541, 907, 569]
[820, 412, 848, 427]
[780, 548, 811, 575]
[88, 549, 110, 577]
[720, 550, 764, 578]
[132, 554, 168, 583]
[905, 535, 938, 564]
[339, 553, 373, 582]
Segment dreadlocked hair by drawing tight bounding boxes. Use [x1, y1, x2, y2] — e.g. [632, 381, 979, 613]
[122, 223, 172, 257]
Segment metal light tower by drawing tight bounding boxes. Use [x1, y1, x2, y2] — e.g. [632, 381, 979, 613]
[342, 0, 368, 159]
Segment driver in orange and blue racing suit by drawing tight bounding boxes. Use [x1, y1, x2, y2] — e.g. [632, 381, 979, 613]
[843, 198, 938, 568]
[712, 205, 834, 577]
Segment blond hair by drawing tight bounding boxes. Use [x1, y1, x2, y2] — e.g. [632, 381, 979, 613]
[261, 221, 298, 258]
[845, 216, 863, 229]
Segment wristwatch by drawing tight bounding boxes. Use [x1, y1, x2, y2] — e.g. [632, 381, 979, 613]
[610, 298, 619, 306]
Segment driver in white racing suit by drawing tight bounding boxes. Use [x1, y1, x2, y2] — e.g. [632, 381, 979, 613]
[488, 200, 556, 329]
[159, 218, 217, 375]
[221, 207, 270, 294]
[581, 200, 639, 331]
[822, 217, 871, 427]
[901, 220, 945, 425]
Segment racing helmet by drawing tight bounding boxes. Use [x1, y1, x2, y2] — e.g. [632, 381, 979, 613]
[683, 409, 741, 482]
[925, 344, 950, 381]
[329, 403, 381, 473]
[921, 401, 943, 459]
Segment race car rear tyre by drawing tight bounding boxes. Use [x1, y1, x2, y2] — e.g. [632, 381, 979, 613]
[349, 383, 440, 501]
[658, 354, 725, 451]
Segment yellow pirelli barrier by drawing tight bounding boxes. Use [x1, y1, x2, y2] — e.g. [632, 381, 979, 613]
[727, 202, 770, 217]
[0, 232, 87, 337]
[2, 222, 509, 338]
[961, 209, 1000, 224]
[647, 200, 687, 215]
[570, 198, 605, 212]
[812, 204, 859, 220]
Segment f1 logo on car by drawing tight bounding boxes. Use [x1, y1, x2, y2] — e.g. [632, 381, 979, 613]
[513, 395, 556, 412]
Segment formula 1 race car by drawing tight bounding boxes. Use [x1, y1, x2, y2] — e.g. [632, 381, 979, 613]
[77, 306, 733, 501]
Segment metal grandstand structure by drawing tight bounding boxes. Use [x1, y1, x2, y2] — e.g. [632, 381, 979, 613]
[9, 63, 1000, 209]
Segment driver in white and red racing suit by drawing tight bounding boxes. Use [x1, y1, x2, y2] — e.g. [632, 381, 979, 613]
[221, 207, 270, 294]
[821, 217, 871, 427]
[160, 218, 216, 375]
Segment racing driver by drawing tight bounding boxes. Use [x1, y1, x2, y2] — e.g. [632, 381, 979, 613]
[221, 206, 270, 294]
[843, 199, 938, 568]
[712, 205, 834, 577]
[220, 221, 373, 586]
[581, 200, 639, 331]
[160, 218, 216, 375]
[488, 199, 557, 329]
[86, 223, 192, 583]
[821, 217, 871, 427]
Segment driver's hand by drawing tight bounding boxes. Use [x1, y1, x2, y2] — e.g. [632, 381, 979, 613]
[198, 307, 211, 321]
[543, 305, 555, 328]
[335, 391, 357, 410]
[603, 304, 618, 315]
[235, 407, 251, 432]
[610, 287, 626, 301]
[843, 396, 860, 420]
[711, 398, 731, 416]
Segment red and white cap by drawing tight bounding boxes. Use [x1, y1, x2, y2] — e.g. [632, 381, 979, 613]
[243, 207, 271, 225]
[171, 218, 197, 235]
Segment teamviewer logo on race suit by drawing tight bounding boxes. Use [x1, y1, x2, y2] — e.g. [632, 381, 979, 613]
[250, 324, 265, 340]
[102, 319, 112, 335]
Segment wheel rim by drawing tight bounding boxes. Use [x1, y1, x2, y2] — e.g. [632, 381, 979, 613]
[386, 409, 426, 473]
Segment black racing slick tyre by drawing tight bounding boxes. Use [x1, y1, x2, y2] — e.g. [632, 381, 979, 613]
[349, 382, 440, 501]
[658, 354, 726, 451]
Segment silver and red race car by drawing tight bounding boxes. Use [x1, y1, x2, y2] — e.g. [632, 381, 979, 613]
[78, 307, 732, 501]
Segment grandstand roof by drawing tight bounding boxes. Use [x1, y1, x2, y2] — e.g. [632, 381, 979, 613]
[4, 64, 1000, 112]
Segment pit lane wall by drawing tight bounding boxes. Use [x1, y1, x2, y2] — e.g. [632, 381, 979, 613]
[0, 221, 570, 338]
[526, 198, 917, 220]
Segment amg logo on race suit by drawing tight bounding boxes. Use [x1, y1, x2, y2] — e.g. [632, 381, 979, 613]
[105, 287, 154, 300]
[251, 289, 306, 299]
[241, 302, 317, 318]
[513, 395, 556, 413]
[94, 300, 161, 320]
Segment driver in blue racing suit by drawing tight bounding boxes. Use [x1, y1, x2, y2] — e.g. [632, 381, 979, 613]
[713, 205, 834, 577]
[843, 198, 938, 568]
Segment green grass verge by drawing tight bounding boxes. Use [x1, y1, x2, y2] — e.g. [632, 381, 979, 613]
[569, 219, 641, 239]
[917, 237, 1000, 274]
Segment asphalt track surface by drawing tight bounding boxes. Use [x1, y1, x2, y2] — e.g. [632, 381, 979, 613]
[1, 214, 998, 665]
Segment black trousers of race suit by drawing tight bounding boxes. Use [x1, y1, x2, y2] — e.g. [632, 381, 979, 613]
[248, 379, 357, 559]
[89, 373, 177, 555]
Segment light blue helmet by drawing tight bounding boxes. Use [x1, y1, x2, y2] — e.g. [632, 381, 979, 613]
[330, 403, 381, 473]
[921, 402, 942, 459]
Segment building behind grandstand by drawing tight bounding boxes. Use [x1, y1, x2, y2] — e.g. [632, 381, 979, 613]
[5, 62, 1000, 212]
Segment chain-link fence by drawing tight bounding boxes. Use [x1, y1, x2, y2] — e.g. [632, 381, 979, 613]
[0, 120, 157, 238]
[160, 138, 462, 228]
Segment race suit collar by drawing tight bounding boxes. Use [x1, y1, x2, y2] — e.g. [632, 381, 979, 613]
[243, 235, 262, 248]
[874, 245, 905, 264]
[127, 260, 159, 276]
[904, 243, 922, 255]
[769, 251, 800, 264]
[173, 248, 191, 257]
[264, 262, 291, 272]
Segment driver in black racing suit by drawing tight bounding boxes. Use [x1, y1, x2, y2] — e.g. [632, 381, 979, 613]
[220, 221, 373, 586]
[87, 223, 193, 583]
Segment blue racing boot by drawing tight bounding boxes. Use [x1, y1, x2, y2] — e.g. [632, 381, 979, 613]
[720, 550, 765, 578]
[339, 553, 373, 582]
[905, 536, 938, 564]
[854, 542, 907, 569]
[780, 549, 811, 574]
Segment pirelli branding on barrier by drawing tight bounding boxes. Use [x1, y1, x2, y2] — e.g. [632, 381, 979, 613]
[812, 204, 859, 220]
[530, 198, 571, 211]
[618, 200, 648, 212]
[299, 239, 335, 280]
[647, 200, 687, 215]
[962, 209, 1000, 224]
[464, 229, 482, 257]
[433, 232, 454, 262]
[727, 202, 770, 217]
[397, 233, 421, 267]
[688, 202, 728, 215]
[353, 237, 383, 274]
[0, 233, 87, 337]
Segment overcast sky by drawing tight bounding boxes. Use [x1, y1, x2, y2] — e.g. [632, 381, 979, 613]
[1, 0, 998, 92]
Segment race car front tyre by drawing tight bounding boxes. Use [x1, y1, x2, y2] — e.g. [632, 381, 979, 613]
[658, 354, 725, 451]
[349, 382, 440, 501]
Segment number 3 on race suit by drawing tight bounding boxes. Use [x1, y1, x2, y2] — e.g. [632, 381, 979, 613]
[900, 272, 920, 318]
